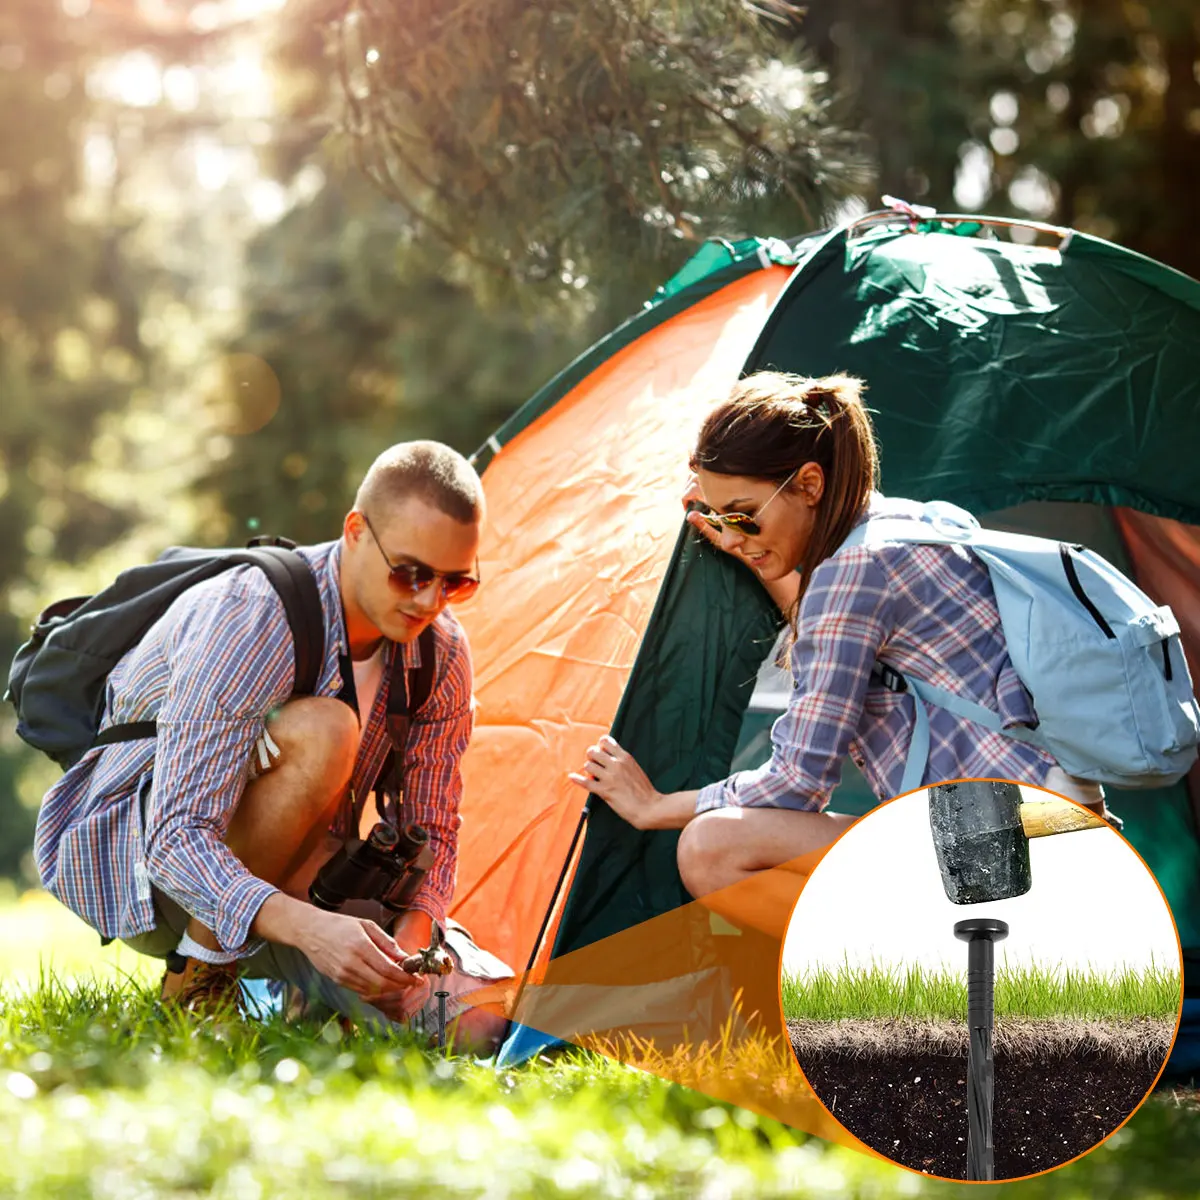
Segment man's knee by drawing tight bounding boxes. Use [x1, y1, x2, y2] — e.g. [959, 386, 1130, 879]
[677, 810, 734, 899]
[264, 697, 359, 786]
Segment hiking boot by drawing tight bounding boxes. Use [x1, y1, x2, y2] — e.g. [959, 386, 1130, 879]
[281, 983, 357, 1035]
[160, 955, 246, 1017]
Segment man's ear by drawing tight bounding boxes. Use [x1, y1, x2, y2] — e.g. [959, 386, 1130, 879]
[796, 462, 825, 507]
[344, 510, 366, 543]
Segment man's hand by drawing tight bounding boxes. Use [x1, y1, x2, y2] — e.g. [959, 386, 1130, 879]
[375, 912, 443, 1023]
[371, 981, 433, 1024]
[254, 894, 422, 1003]
[297, 908, 423, 1000]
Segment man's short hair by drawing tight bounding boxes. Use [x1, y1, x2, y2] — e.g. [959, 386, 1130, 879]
[354, 441, 484, 524]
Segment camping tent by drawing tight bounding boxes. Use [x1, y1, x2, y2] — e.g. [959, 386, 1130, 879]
[445, 210, 1200, 1076]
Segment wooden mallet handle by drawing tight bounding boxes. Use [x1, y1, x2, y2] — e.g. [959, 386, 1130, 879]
[1019, 800, 1110, 839]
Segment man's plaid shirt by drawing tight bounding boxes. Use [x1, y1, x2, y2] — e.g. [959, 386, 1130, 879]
[34, 540, 473, 955]
[697, 495, 1057, 814]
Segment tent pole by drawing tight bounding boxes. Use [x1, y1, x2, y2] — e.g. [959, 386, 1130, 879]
[503, 801, 591, 1041]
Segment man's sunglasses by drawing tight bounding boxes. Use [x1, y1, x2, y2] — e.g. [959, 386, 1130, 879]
[360, 513, 481, 603]
[695, 468, 798, 538]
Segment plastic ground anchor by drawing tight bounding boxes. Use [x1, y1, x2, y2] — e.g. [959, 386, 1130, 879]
[435, 989, 450, 1050]
[954, 917, 1010, 942]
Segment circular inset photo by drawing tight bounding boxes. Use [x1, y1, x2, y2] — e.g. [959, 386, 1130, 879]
[781, 779, 1183, 1182]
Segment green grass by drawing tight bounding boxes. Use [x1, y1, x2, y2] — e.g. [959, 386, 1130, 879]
[1, 894, 1197, 1197]
[0, 972, 900, 1200]
[0, 979, 759, 1194]
[781, 961, 1181, 1022]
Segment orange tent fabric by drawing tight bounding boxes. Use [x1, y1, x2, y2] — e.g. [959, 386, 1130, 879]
[450, 267, 793, 969]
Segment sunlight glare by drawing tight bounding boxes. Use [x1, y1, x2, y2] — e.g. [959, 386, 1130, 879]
[97, 51, 162, 108]
[194, 137, 232, 191]
[249, 179, 287, 224]
[163, 64, 200, 112]
[83, 133, 117, 188]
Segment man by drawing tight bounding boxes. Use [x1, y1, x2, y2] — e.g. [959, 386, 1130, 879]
[34, 441, 507, 1041]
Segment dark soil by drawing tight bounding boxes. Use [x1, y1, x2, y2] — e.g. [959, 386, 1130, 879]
[790, 1019, 1174, 1180]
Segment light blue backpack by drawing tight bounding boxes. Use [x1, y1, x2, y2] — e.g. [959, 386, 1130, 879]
[842, 501, 1200, 793]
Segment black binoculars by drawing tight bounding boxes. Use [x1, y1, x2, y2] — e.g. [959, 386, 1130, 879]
[309, 821, 435, 914]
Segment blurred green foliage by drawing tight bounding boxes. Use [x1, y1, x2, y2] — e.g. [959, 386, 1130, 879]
[1, 0, 1198, 883]
[0, 0, 148, 875]
[800, 0, 1200, 276]
[326, 0, 868, 288]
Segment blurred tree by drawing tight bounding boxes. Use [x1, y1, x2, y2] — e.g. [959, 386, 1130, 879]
[197, 0, 869, 540]
[798, 0, 967, 207]
[311, 0, 867, 298]
[0, 0, 150, 878]
[0, 0, 245, 879]
[954, 0, 1200, 278]
[798, 0, 1200, 278]
[198, 171, 586, 543]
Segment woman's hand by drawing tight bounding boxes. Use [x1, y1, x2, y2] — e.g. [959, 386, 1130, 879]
[568, 735, 662, 830]
[683, 473, 726, 553]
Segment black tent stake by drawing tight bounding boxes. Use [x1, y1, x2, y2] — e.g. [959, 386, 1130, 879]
[954, 918, 1009, 1181]
[435, 989, 450, 1051]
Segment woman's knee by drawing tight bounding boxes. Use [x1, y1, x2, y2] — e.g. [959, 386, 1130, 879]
[264, 696, 358, 784]
[677, 811, 736, 898]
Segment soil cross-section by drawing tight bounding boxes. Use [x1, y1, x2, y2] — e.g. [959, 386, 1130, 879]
[790, 1018, 1175, 1180]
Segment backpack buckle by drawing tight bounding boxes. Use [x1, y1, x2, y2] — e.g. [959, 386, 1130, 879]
[871, 663, 908, 693]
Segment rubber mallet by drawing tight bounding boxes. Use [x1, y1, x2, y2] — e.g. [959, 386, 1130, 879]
[929, 779, 1108, 904]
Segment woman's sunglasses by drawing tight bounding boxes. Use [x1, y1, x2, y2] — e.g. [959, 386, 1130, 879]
[361, 513, 481, 603]
[695, 468, 798, 538]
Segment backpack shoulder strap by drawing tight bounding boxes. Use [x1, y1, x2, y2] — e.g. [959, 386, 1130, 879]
[239, 546, 325, 695]
[409, 624, 438, 716]
[384, 623, 438, 740]
[91, 545, 324, 752]
[841, 501, 982, 555]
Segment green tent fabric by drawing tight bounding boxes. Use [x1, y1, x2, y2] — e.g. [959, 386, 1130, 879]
[553, 524, 780, 952]
[648, 236, 802, 302]
[483, 213, 1200, 1072]
[744, 225, 1200, 523]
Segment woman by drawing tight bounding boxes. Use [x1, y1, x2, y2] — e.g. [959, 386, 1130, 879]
[568, 371, 1112, 899]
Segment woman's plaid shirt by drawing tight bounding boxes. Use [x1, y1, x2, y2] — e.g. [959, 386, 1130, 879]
[34, 541, 473, 955]
[696, 496, 1057, 814]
